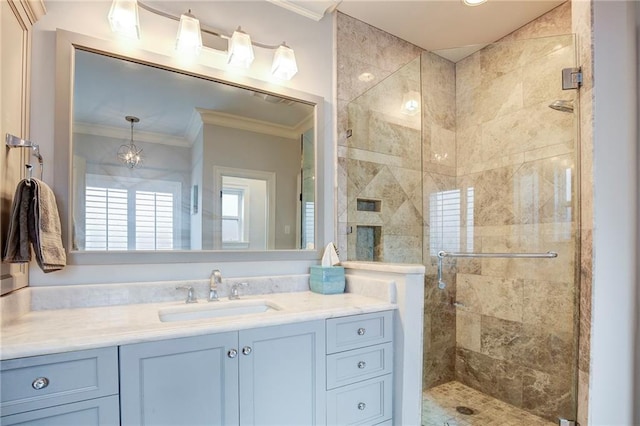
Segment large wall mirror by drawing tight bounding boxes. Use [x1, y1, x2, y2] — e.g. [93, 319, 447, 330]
[55, 30, 325, 264]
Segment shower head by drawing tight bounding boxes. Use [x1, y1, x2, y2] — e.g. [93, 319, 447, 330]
[548, 99, 574, 113]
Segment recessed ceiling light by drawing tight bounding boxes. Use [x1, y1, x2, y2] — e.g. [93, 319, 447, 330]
[358, 72, 375, 82]
[463, 0, 488, 6]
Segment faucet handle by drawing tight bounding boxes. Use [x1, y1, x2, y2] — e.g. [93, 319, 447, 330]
[176, 286, 197, 304]
[229, 282, 249, 300]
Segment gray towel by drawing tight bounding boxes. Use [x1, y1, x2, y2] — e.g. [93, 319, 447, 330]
[3, 178, 66, 273]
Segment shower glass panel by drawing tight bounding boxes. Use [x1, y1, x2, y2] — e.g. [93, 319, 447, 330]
[346, 34, 580, 424]
[345, 56, 423, 263]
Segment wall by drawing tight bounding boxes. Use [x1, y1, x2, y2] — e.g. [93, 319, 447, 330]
[201, 123, 299, 249]
[336, 2, 584, 422]
[28, 1, 334, 285]
[73, 132, 192, 249]
[344, 57, 423, 264]
[421, 51, 458, 390]
[571, 0, 593, 424]
[453, 4, 577, 421]
[335, 12, 423, 261]
[589, 1, 638, 424]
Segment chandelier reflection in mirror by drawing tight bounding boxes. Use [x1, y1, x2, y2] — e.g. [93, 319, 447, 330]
[117, 115, 143, 168]
[107, 0, 298, 80]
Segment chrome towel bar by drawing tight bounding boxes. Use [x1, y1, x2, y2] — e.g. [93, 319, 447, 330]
[437, 251, 558, 259]
[436, 250, 558, 289]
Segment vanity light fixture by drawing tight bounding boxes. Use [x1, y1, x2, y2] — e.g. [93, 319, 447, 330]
[108, 0, 140, 39]
[175, 10, 203, 54]
[227, 28, 255, 68]
[462, 0, 488, 6]
[107, 0, 299, 80]
[117, 116, 143, 169]
[400, 91, 421, 116]
[271, 43, 298, 80]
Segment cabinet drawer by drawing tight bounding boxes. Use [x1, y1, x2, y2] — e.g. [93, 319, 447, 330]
[327, 343, 393, 390]
[327, 311, 393, 354]
[327, 374, 392, 426]
[0, 347, 119, 416]
[0, 395, 120, 426]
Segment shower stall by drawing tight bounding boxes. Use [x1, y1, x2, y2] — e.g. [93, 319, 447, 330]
[345, 34, 580, 425]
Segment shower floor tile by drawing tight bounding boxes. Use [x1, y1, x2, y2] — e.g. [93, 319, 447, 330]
[422, 381, 555, 426]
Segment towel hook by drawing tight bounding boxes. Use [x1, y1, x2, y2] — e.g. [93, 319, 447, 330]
[25, 164, 33, 185]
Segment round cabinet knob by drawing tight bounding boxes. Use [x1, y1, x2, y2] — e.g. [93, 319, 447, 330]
[228, 349, 238, 358]
[32, 377, 49, 390]
[242, 346, 252, 356]
[357, 327, 366, 336]
[357, 361, 366, 369]
[357, 402, 366, 411]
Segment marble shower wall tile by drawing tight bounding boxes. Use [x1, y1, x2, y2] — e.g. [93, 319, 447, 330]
[336, 12, 424, 257]
[456, 347, 524, 407]
[424, 274, 457, 389]
[522, 367, 575, 421]
[499, 2, 571, 43]
[453, 4, 580, 422]
[456, 274, 523, 323]
[572, 0, 594, 421]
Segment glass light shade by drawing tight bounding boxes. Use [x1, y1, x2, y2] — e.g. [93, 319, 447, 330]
[117, 143, 143, 168]
[463, 0, 488, 5]
[176, 12, 203, 54]
[271, 44, 298, 80]
[400, 91, 421, 115]
[118, 116, 143, 169]
[228, 30, 255, 68]
[108, 0, 140, 39]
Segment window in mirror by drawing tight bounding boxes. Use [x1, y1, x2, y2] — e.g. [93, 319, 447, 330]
[221, 188, 244, 243]
[71, 48, 316, 252]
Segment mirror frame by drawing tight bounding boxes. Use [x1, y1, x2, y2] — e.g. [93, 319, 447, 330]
[55, 30, 326, 265]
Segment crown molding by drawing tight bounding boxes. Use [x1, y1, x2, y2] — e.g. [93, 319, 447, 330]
[266, 0, 341, 21]
[73, 122, 191, 148]
[197, 109, 300, 140]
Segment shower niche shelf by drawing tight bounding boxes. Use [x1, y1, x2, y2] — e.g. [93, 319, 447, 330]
[356, 198, 382, 212]
[356, 225, 382, 261]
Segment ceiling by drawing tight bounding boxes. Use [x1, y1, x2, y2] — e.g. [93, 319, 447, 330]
[337, 0, 567, 61]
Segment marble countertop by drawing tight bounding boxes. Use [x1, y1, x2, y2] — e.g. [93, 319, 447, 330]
[0, 291, 395, 361]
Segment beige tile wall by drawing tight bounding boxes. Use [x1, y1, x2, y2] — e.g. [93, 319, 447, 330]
[453, 3, 579, 421]
[336, 0, 593, 422]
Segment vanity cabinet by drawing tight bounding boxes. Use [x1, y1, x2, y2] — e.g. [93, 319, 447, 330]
[0, 347, 119, 425]
[119, 320, 325, 426]
[325, 311, 394, 426]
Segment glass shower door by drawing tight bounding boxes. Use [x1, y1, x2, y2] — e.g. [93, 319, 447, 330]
[345, 56, 423, 264]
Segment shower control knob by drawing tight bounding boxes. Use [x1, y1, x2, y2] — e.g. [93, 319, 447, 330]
[357, 327, 366, 336]
[242, 346, 252, 355]
[227, 349, 238, 358]
[357, 402, 366, 410]
[357, 361, 366, 369]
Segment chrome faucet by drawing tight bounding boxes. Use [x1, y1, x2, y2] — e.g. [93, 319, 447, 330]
[229, 282, 248, 300]
[209, 269, 221, 302]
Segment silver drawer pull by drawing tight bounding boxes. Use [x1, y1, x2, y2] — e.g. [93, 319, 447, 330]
[32, 377, 49, 390]
[357, 361, 366, 369]
[357, 402, 366, 410]
[228, 349, 238, 358]
[242, 346, 252, 355]
[357, 327, 366, 336]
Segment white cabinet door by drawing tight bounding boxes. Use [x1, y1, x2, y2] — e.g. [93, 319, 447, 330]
[119, 332, 239, 426]
[239, 320, 326, 426]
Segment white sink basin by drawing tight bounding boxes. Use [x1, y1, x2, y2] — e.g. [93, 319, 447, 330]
[159, 299, 281, 322]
